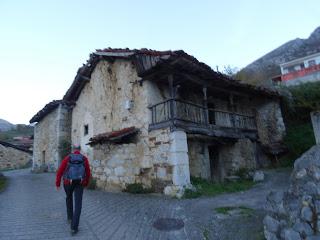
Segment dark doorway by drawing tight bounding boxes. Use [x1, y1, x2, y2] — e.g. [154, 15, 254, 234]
[208, 103, 215, 125]
[208, 145, 219, 181]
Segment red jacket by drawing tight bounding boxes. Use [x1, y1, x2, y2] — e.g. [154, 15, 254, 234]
[56, 150, 91, 187]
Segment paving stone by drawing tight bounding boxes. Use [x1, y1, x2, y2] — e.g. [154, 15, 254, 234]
[0, 168, 291, 240]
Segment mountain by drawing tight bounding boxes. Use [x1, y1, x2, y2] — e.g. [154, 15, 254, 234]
[237, 26, 320, 86]
[0, 119, 15, 131]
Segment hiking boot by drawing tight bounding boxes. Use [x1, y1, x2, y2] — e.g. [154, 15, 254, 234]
[71, 229, 78, 235]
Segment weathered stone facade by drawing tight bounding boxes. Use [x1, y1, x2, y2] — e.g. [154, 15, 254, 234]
[32, 104, 71, 172]
[31, 48, 286, 197]
[0, 144, 31, 170]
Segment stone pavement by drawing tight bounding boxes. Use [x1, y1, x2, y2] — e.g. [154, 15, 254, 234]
[0, 169, 290, 240]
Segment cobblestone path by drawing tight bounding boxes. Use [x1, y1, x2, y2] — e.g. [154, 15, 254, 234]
[0, 169, 290, 240]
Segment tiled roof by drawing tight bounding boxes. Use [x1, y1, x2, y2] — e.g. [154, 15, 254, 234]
[88, 127, 139, 145]
[29, 100, 73, 123]
[0, 140, 32, 154]
[63, 48, 280, 102]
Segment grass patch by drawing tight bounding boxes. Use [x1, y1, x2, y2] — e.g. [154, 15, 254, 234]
[215, 206, 254, 216]
[0, 175, 7, 192]
[184, 177, 255, 198]
[123, 183, 154, 194]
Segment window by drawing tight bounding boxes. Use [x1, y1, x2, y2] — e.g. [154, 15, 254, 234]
[308, 60, 316, 67]
[84, 124, 89, 136]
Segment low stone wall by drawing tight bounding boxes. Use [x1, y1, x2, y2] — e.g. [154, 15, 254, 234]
[263, 145, 320, 239]
[90, 128, 191, 197]
[91, 128, 174, 192]
[0, 144, 32, 170]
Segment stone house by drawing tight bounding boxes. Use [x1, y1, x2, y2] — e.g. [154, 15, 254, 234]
[0, 140, 32, 170]
[30, 48, 286, 196]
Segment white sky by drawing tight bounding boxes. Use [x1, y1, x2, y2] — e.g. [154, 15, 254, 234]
[0, 0, 319, 124]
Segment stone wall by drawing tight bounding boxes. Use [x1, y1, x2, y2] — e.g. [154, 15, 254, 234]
[264, 145, 320, 239]
[0, 144, 31, 170]
[256, 99, 286, 146]
[91, 128, 171, 191]
[72, 60, 192, 196]
[188, 138, 258, 181]
[311, 111, 320, 144]
[72, 60, 150, 161]
[91, 128, 191, 196]
[188, 140, 211, 180]
[32, 104, 71, 172]
[220, 138, 256, 176]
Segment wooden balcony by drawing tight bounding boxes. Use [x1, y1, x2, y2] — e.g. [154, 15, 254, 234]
[149, 99, 257, 140]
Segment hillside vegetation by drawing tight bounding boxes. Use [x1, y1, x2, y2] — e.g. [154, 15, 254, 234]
[280, 82, 319, 166]
[0, 124, 34, 143]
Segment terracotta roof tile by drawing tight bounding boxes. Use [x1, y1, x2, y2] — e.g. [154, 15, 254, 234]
[88, 127, 139, 145]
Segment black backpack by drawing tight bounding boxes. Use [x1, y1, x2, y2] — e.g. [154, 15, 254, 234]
[64, 153, 86, 180]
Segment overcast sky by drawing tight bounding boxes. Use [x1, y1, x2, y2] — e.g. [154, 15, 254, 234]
[0, 0, 319, 124]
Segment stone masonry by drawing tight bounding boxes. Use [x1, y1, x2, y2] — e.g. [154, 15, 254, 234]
[263, 145, 320, 239]
[31, 49, 286, 197]
[32, 103, 71, 172]
[0, 144, 31, 170]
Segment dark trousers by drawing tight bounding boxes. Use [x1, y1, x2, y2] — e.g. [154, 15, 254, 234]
[63, 180, 83, 230]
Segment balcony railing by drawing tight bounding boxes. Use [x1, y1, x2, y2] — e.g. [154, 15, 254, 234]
[149, 99, 256, 130]
[282, 64, 320, 81]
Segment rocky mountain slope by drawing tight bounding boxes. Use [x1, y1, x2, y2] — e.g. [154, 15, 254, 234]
[0, 119, 15, 131]
[238, 26, 320, 86]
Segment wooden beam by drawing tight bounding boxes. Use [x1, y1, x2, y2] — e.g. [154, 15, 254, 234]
[177, 72, 250, 98]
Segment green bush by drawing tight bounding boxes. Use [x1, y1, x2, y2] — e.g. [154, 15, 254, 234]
[123, 183, 153, 194]
[279, 82, 319, 167]
[281, 82, 320, 124]
[0, 174, 7, 192]
[86, 178, 97, 190]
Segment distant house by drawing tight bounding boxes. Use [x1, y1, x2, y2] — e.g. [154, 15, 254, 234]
[30, 48, 286, 197]
[13, 136, 33, 150]
[273, 52, 320, 86]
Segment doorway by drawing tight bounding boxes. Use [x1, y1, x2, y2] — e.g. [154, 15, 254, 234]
[207, 103, 215, 125]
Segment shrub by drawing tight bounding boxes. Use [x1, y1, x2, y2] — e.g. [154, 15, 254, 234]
[0, 174, 7, 192]
[279, 82, 319, 167]
[87, 178, 97, 190]
[123, 183, 153, 194]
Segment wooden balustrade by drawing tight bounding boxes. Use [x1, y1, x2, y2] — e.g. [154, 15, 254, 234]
[149, 99, 256, 130]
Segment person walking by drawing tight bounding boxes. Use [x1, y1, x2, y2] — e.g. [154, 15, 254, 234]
[55, 145, 91, 235]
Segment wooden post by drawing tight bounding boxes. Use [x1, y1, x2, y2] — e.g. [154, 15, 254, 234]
[168, 74, 176, 119]
[203, 87, 209, 125]
[229, 94, 236, 128]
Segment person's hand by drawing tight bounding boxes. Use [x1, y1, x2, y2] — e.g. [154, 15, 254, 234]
[56, 186, 60, 191]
